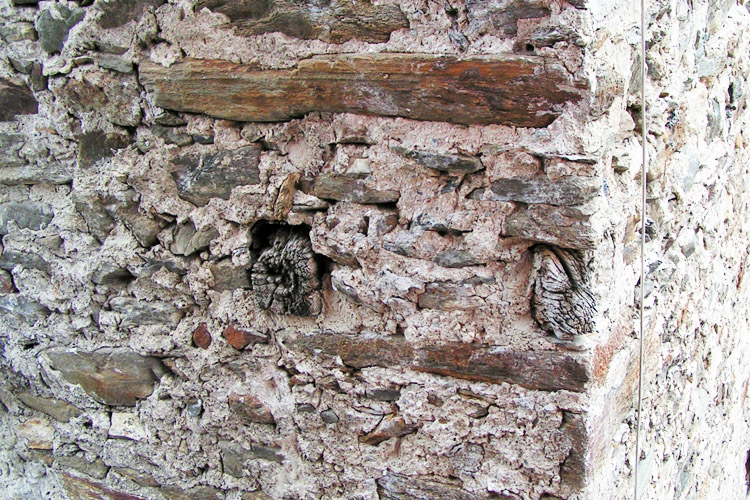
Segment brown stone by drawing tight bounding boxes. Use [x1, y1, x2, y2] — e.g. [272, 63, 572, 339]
[299, 174, 400, 204]
[139, 55, 587, 127]
[197, 0, 408, 43]
[17, 417, 54, 449]
[78, 130, 132, 169]
[285, 333, 589, 392]
[60, 474, 146, 500]
[53, 71, 141, 127]
[192, 323, 212, 349]
[46, 348, 169, 406]
[16, 392, 83, 422]
[359, 414, 419, 445]
[222, 325, 269, 349]
[228, 393, 276, 425]
[98, 0, 166, 29]
[56, 456, 110, 480]
[466, 0, 550, 38]
[0, 78, 37, 121]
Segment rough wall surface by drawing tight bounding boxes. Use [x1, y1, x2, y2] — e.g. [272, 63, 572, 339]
[0, 1, 748, 499]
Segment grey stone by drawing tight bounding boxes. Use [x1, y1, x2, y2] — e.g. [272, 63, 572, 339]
[0, 134, 27, 170]
[0, 250, 50, 272]
[92, 262, 134, 286]
[74, 195, 116, 242]
[170, 222, 219, 256]
[377, 473, 504, 500]
[0, 164, 74, 185]
[0, 78, 37, 121]
[471, 176, 600, 206]
[46, 348, 169, 406]
[433, 250, 482, 268]
[16, 392, 83, 422]
[97, 54, 133, 73]
[392, 147, 484, 174]
[160, 486, 224, 500]
[365, 388, 401, 401]
[171, 146, 262, 207]
[299, 173, 400, 204]
[112, 467, 160, 487]
[220, 440, 284, 477]
[55, 456, 110, 479]
[98, 0, 166, 29]
[320, 410, 338, 424]
[11, 0, 39, 5]
[151, 125, 193, 146]
[115, 203, 163, 248]
[0, 294, 50, 322]
[35, 3, 85, 53]
[503, 204, 597, 249]
[30, 63, 47, 92]
[8, 57, 34, 74]
[0, 22, 36, 42]
[78, 130, 132, 169]
[0, 202, 53, 235]
[108, 297, 184, 328]
[209, 259, 251, 291]
[154, 111, 187, 127]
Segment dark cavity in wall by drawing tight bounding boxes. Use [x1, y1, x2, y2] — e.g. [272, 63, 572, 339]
[249, 221, 322, 316]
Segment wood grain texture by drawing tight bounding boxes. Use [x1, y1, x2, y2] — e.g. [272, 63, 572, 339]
[285, 333, 589, 392]
[139, 54, 587, 127]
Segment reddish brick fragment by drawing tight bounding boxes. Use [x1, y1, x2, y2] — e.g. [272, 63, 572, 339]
[223, 325, 268, 349]
[192, 323, 212, 349]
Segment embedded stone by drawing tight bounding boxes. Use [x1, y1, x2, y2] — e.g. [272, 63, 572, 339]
[0, 22, 36, 42]
[299, 174, 400, 204]
[171, 146, 262, 207]
[417, 282, 484, 311]
[18, 417, 54, 449]
[56, 456, 109, 480]
[433, 250, 482, 268]
[151, 125, 193, 146]
[228, 393, 276, 425]
[98, 0, 166, 29]
[0, 250, 50, 273]
[377, 474, 507, 500]
[139, 55, 587, 127]
[365, 388, 401, 402]
[46, 348, 168, 406]
[170, 222, 218, 256]
[360, 414, 419, 445]
[78, 130, 132, 169]
[0, 134, 25, 169]
[222, 325, 268, 349]
[112, 467, 159, 487]
[35, 3, 85, 53]
[471, 176, 600, 206]
[16, 392, 83, 422]
[0, 294, 50, 322]
[320, 410, 339, 424]
[92, 262, 134, 286]
[209, 260, 251, 292]
[109, 411, 146, 440]
[0, 271, 13, 294]
[0, 78, 37, 121]
[197, 0, 408, 43]
[61, 475, 146, 500]
[219, 440, 284, 473]
[466, 0, 550, 38]
[192, 323, 212, 349]
[285, 333, 589, 392]
[108, 297, 184, 328]
[392, 147, 484, 174]
[97, 54, 133, 73]
[503, 205, 598, 249]
[53, 72, 141, 127]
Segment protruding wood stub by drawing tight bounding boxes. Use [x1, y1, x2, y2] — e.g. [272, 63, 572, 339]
[250, 222, 321, 316]
[531, 246, 595, 340]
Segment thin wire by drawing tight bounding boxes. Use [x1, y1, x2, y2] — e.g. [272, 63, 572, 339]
[634, 0, 647, 497]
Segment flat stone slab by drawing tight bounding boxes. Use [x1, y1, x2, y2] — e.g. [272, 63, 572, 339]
[139, 54, 587, 127]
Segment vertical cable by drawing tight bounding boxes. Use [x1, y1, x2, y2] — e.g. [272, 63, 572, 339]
[634, 0, 647, 497]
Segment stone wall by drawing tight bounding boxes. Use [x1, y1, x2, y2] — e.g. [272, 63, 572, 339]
[0, 1, 748, 499]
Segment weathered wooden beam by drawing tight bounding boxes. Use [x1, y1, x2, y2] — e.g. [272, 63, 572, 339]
[139, 54, 587, 127]
[284, 333, 589, 392]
